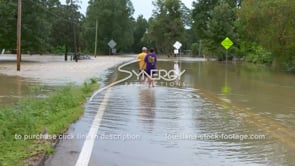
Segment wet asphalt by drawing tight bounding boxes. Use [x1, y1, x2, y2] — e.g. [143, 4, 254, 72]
[45, 60, 295, 166]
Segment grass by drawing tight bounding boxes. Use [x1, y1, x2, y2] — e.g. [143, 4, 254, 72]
[0, 78, 99, 166]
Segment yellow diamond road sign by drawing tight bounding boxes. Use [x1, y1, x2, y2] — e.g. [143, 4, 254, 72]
[221, 37, 233, 50]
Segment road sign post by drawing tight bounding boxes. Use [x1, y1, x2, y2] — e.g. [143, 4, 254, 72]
[17, 0, 22, 71]
[94, 19, 98, 58]
[221, 37, 233, 64]
[221, 37, 234, 95]
[108, 39, 117, 55]
[173, 41, 182, 57]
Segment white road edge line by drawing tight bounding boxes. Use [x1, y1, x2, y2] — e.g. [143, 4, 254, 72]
[75, 88, 111, 166]
[89, 59, 137, 102]
[74, 58, 185, 165]
[75, 59, 137, 166]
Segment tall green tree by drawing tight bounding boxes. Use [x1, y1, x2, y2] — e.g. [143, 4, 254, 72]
[192, 0, 241, 40]
[191, 0, 219, 40]
[205, 0, 237, 59]
[83, 0, 134, 54]
[0, 0, 17, 51]
[191, 0, 240, 58]
[21, 0, 52, 53]
[148, 0, 186, 54]
[49, 1, 83, 58]
[0, 0, 82, 54]
[132, 15, 149, 52]
[238, 0, 295, 70]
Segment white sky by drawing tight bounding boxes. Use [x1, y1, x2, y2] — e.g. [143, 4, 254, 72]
[60, 0, 194, 19]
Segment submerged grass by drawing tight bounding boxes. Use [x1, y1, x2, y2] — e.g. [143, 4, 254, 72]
[0, 79, 99, 166]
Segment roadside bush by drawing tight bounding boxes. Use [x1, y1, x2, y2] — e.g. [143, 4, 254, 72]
[283, 57, 295, 73]
[191, 43, 199, 57]
[245, 44, 273, 64]
[0, 79, 99, 165]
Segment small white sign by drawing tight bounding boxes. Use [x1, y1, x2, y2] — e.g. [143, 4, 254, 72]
[174, 49, 179, 54]
[173, 41, 182, 49]
[112, 48, 117, 54]
[108, 39, 117, 49]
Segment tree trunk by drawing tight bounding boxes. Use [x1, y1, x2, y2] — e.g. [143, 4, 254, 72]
[65, 45, 68, 61]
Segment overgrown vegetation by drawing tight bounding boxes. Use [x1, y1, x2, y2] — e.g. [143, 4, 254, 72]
[243, 43, 273, 64]
[0, 0, 294, 71]
[0, 79, 99, 166]
[191, 0, 294, 71]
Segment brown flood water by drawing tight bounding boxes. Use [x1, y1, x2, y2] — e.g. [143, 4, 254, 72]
[88, 60, 295, 166]
[1, 59, 295, 165]
[0, 74, 32, 106]
[180, 61, 295, 129]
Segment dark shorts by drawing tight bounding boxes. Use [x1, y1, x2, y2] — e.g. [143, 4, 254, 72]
[145, 69, 157, 76]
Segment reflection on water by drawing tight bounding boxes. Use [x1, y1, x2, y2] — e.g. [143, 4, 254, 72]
[2, 58, 295, 165]
[179, 61, 295, 128]
[0, 74, 30, 106]
[139, 88, 156, 130]
[90, 60, 295, 165]
[0, 74, 54, 107]
[89, 84, 295, 166]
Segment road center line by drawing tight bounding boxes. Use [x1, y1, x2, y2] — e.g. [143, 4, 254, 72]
[75, 88, 112, 166]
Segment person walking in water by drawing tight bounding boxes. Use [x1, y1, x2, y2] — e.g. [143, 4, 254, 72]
[137, 47, 147, 82]
[144, 48, 157, 87]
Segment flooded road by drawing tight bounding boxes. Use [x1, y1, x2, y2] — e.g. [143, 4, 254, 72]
[45, 59, 295, 166]
[0, 74, 33, 106]
[0, 55, 132, 107]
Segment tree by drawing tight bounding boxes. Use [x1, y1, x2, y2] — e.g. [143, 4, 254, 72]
[0, 0, 82, 55]
[238, 0, 295, 70]
[191, 0, 219, 40]
[49, 1, 83, 60]
[83, 0, 134, 54]
[21, 0, 52, 53]
[132, 15, 149, 52]
[191, 0, 240, 59]
[205, 0, 237, 59]
[0, 0, 17, 51]
[148, 0, 186, 54]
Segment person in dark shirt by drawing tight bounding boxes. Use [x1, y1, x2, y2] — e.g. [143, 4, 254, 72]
[144, 48, 157, 87]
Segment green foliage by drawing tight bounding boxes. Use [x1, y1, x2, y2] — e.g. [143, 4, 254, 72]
[51, 46, 66, 54]
[191, 43, 199, 57]
[0, 80, 99, 165]
[0, 0, 82, 54]
[245, 44, 273, 64]
[27, 84, 45, 93]
[282, 56, 295, 73]
[132, 15, 149, 52]
[191, 0, 239, 58]
[0, 0, 17, 50]
[238, 0, 295, 69]
[82, 77, 100, 94]
[148, 0, 186, 54]
[83, 0, 135, 54]
[192, 0, 219, 39]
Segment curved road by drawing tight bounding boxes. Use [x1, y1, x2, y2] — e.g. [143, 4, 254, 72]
[45, 60, 295, 166]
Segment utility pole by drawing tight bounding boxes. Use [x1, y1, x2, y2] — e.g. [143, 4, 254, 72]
[198, 40, 202, 57]
[17, 0, 22, 71]
[94, 19, 98, 58]
[71, 0, 78, 62]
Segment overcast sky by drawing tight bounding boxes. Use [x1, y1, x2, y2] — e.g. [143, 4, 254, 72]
[60, 0, 194, 19]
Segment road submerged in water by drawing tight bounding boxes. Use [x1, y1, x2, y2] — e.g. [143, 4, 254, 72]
[45, 59, 295, 166]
